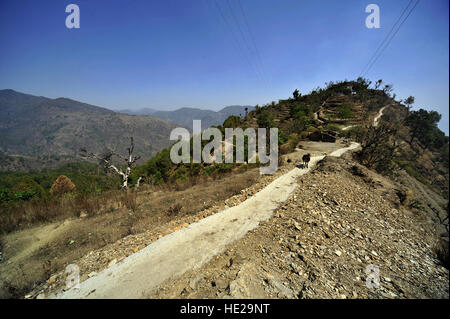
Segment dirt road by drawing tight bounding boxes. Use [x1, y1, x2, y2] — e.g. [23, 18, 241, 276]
[342, 105, 387, 131]
[54, 142, 359, 299]
[373, 106, 387, 127]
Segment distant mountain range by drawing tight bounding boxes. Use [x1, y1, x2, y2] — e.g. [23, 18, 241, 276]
[117, 105, 254, 130]
[0, 89, 180, 170]
[0, 90, 253, 171]
[116, 107, 159, 116]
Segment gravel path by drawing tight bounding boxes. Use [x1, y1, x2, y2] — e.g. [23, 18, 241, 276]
[342, 104, 388, 131]
[373, 106, 387, 127]
[54, 142, 360, 299]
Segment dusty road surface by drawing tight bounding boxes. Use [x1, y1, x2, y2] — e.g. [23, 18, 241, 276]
[342, 104, 387, 131]
[54, 142, 360, 299]
[373, 106, 387, 127]
[342, 125, 355, 131]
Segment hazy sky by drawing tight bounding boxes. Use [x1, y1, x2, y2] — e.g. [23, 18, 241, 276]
[0, 0, 448, 133]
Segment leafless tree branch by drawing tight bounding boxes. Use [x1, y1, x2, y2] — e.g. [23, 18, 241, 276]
[80, 137, 142, 189]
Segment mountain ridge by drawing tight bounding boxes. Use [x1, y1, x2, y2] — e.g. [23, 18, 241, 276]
[117, 105, 254, 130]
[0, 89, 180, 170]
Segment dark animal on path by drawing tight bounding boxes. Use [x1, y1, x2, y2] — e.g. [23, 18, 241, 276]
[302, 153, 311, 168]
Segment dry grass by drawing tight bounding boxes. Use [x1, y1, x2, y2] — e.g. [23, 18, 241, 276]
[395, 188, 414, 206]
[74, 194, 102, 217]
[0, 192, 113, 234]
[49, 175, 76, 197]
[119, 191, 139, 212]
[435, 237, 449, 269]
[0, 168, 260, 298]
[167, 203, 182, 217]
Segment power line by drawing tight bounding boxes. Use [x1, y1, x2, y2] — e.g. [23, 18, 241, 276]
[365, 0, 420, 76]
[236, 0, 271, 88]
[359, 0, 414, 77]
[361, 0, 420, 78]
[226, 0, 266, 85]
[213, 0, 264, 83]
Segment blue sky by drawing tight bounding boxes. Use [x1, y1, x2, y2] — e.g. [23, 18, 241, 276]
[0, 0, 448, 133]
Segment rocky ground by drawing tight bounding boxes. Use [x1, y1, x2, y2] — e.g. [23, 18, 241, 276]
[21, 142, 346, 299]
[15, 142, 449, 299]
[21, 160, 298, 299]
[152, 155, 449, 299]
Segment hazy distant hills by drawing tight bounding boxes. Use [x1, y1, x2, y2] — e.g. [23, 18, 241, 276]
[0, 89, 180, 170]
[116, 107, 158, 116]
[118, 105, 254, 130]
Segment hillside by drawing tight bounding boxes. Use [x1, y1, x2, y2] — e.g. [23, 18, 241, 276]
[229, 80, 448, 199]
[120, 105, 254, 130]
[0, 90, 180, 170]
[7, 141, 448, 299]
[0, 79, 448, 299]
[116, 107, 158, 116]
[118, 79, 448, 217]
[152, 155, 449, 299]
[233, 81, 390, 136]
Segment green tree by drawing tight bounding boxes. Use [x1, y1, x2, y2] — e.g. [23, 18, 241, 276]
[257, 109, 274, 128]
[293, 89, 300, 99]
[406, 109, 442, 145]
[356, 77, 372, 89]
[11, 177, 45, 201]
[338, 105, 353, 119]
[383, 84, 394, 96]
[356, 123, 399, 173]
[404, 96, 415, 111]
[375, 79, 383, 89]
[223, 115, 243, 128]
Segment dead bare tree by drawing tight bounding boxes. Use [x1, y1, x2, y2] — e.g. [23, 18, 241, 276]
[80, 137, 141, 189]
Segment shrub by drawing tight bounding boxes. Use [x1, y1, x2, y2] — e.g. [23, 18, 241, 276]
[325, 123, 342, 132]
[278, 129, 288, 145]
[435, 238, 449, 269]
[0, 197, 64, 234]
[223, 116, 243, 128]
[406, 109, 445, 148]
[167, 203, 182, 217]
[75, 194, 100, 216]
[50, 175, 76, 197]
[13, 190, 37, 201]
[343, 125, 366, 140]
[141, 148, 173, 183]
[0, 189, 10, 202]
[395, 188, 413, 206]
[257, 109, 274, 128]
[290, 103, 311, 117]
[279, 133, 300, 154]
[11, 178, 44, 200]
[338, 105, 353, 119]
[286, 104, 312, 133]
[306, 126, 318, 133]
[299, 131, 309, 139]
[356, 124, 399, 174]
[120, 191, 139, 212]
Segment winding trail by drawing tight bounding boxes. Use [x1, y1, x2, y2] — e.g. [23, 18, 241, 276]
[373, 106, 387, 127]
[342, 125, 355, 131]
[342, 105, 388, 131]
[54, 142, 360, 299]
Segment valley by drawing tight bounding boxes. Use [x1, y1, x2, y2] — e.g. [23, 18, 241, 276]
[0, 79, 448, 300]
[0, 89, 180, 169]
